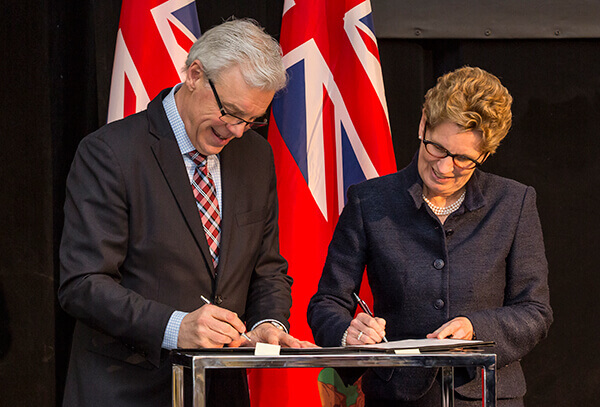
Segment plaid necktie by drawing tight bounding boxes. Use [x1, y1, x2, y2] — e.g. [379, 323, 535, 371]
[188, 151, 221, 269]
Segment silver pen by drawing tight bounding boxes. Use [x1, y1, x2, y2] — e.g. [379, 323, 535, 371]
[200, 295, 252, 342]
[353, 292, 388, 343]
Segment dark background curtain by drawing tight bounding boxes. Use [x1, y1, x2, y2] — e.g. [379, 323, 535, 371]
[1, 0, 598, 405]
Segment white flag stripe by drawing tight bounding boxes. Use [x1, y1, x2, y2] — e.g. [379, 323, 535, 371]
[150, 0, 198, 80]
[345, 2, 390, 129]
[107, 29, 151, 123]
[283, 39, 379, 220]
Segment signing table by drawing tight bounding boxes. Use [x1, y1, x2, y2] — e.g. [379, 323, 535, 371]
[171, 346, 497, 407]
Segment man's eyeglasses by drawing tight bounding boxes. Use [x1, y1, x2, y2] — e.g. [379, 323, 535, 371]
[421, 137, 486, 170]
[207, 79, 268, 129]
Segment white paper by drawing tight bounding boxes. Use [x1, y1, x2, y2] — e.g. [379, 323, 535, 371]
[352, 338, 485, 350]
[254, 342, 281, 356]
[394, 348, 421, 355]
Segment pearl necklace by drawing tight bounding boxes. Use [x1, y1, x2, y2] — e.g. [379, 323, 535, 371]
[422, 190, 466, 216]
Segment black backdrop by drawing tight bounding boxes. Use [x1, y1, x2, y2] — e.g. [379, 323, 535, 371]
[1, 0, 599, 405]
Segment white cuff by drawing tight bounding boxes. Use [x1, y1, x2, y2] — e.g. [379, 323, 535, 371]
[251, 319, 288, 333]
[161, 311, 188, 350]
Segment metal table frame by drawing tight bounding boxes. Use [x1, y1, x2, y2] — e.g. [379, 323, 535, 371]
[171, 350, 496, 407]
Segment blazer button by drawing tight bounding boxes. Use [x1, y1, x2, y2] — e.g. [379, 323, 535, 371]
[445, 229, 454, 237]
[434, 299, 445, 310]
[433, 259, 445, 270]
[215, 295, 223, 305]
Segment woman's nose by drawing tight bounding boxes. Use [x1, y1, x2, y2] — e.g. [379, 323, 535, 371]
[436, 155, 455, 173]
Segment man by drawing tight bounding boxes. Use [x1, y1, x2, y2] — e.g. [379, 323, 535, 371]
[59, 19, 311, 407]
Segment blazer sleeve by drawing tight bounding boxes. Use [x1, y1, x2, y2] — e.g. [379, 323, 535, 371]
[243, 146, 294, 331]
[307, 184, 367, 346]
[58, 134, 174, 367]
[465, 186, 553, 368]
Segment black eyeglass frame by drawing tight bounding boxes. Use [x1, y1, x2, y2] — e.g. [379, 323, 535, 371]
[207, 78, 268, 129]
[421, 137, 487, 170]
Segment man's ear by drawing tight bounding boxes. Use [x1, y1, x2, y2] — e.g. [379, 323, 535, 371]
[184, 60, 205, 90]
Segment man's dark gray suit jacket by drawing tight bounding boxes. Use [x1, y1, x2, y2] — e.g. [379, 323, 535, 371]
[308, 157, 553, 403]
[59, 89, 292, 406]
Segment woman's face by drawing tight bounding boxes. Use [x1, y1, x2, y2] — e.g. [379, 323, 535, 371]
[417, 116, 485, 199]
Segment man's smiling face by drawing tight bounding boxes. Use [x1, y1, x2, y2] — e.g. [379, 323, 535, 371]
[178, 61, 275, 156]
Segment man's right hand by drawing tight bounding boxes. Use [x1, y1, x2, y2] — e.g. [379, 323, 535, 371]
[177, 304, 249, 348]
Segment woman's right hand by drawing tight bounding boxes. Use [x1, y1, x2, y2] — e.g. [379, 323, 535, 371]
[345, 312, 387, 345]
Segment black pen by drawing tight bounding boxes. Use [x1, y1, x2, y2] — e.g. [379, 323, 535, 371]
[353, 292, 388, 343]
[201, 295, 252, 342]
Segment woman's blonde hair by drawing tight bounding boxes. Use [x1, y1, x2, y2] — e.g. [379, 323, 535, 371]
[423, 66, 513, 155]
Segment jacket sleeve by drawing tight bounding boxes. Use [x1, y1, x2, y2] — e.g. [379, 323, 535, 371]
[465, 186, 553, 368]
[58, 134, 174, 367]
[307, 185, 367, 347]
[243, 146, 294, 331]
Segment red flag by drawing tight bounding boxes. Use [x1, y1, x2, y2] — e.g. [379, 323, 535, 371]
[107, 0, 200, 122]
[253, 0, 397, 405]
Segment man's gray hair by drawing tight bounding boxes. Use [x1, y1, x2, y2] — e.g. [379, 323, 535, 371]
[186, 18, 287, 92]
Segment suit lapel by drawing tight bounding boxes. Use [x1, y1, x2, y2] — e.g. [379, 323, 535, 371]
[147, 91, 216, 277]
[216, 144, 238, 277]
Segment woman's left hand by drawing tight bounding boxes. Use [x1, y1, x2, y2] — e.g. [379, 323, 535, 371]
[427, 317, 474, 340]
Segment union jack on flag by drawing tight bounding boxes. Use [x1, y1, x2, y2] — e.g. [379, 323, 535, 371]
[251, 0, 397, 405]
[107, 0, 200, 123]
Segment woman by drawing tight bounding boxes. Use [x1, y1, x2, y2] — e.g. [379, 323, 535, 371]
[307, 67, 552, 406]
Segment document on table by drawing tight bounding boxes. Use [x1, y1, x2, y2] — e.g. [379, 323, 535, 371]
[350, 338, 494, 354]
[176, 339, 494, 358]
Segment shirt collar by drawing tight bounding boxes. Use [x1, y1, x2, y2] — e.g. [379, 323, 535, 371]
[162, 83, 196, 156]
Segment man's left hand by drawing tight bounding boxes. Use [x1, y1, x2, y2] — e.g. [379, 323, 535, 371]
[235, 323, 317, 348]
